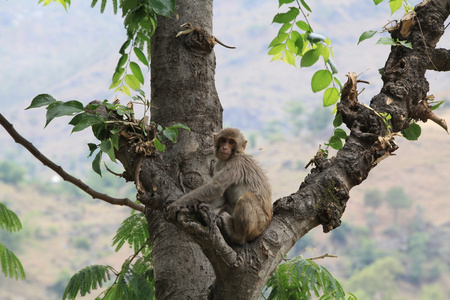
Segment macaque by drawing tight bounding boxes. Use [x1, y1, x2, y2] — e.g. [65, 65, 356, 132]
[167, 128, 273, 245]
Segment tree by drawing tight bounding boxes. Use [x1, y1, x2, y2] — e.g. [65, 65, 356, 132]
[1, 0, 449, 299]
[385, 186, 413, 223]
[363, 188, 383, 212]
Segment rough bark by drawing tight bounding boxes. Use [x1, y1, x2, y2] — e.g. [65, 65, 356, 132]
[111, 0, 450, 299]
[147, 0, 220, 298]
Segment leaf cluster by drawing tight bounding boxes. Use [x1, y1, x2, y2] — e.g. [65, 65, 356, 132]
[38, 0, 71, 11]
[112, 213, 150, 254]
[357, 0, 415, 47]
[0, 202, 26, 280]
[358, 31, 412, 49]
[91, 0, 175, 98]
[324, 113, 347, 151]
[269, 0, 341, 108]
[63, 212, 154, 300]
[373, 0, 414, 15]
[262, 256, 357, 300]
[26, 94, 190, 176]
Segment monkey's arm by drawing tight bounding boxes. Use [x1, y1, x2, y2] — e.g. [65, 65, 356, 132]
[178, 176, 229, 205]
[166, 165, 237, 219]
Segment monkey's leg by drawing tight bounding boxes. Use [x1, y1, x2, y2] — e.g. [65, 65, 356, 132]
[219, 192, 263, 245]
[233, 192, 266, 242]
[218, 211, 244, 245]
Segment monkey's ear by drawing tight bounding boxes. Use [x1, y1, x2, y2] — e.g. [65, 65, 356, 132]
[243, 140, 248, 151]
[214, 133, 218, 140]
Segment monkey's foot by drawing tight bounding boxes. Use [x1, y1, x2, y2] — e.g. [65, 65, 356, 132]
[217, 213, 245, 246]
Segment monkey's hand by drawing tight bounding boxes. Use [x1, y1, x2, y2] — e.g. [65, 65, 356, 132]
[166, 198, 200, 221]
[166, 202, 179, 220]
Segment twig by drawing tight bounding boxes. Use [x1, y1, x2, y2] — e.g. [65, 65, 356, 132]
[0, 113, 145, 213]
[308, 253, 338, 260]
[135, 156, 145, 193]
[104, 162, 124, 177]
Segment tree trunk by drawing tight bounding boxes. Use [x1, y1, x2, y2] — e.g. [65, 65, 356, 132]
[147, 0, 220, 298]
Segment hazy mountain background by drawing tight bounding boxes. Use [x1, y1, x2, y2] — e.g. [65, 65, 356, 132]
[1, 0, 449, 299]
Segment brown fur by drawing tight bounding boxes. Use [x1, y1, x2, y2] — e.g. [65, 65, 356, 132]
[167, 128, 272, 245]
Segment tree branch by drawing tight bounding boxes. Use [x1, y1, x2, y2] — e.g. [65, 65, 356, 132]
[427, 48, 450, 71]
[0, 113, 145, 213]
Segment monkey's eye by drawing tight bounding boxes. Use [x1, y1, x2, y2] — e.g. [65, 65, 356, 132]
[218, 137, 227, 144]
[229, 139, 235, 145]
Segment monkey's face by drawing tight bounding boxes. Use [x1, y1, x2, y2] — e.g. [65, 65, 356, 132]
[214, 128, 247, 160]
[217, 137, 236, 160]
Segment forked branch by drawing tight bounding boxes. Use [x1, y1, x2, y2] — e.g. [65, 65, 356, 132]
[0, 113, 145, 213]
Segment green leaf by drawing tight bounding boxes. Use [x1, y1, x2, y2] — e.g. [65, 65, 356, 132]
[116, 54, 128, 72]
[121, 83, 132, 97]
[264, 257, 348, 300]
[300, 48, 321, 67]
[137, 31, 151, 43]
[62, 265, 113, 300]
[148, 0, 175, 17]
[286, 39, 297, 54]
[334, 128, 347, 139]
[45, 101, 84, 127]
[323, 87, 340, 106]
[373, 0, 384, 4]
[269, 33, 289, 48]
[284, 50, 296, 66]
[295, 20, 311, 32]
[100, 0, 107, 13]
[376, 37, 396, 46]
[111, 68, 125, 89]
[321, 46, 330, 62]
[278, 0, 295, 6]
[100, 140, 116, 163]
[163, 127, 178, 143]
[328, 135, 343, 150]
[25, 94, 56, 110]
[134, 47, 149, 66]
[124, 74, 141, 90]
[0, 242, 26, 280]
[333, 113, 343, 127]
[311, 70, 332, 93]
[268, 44, 286, 56]
[119, 39, 131, 55]
[272, 7, 299, 24]
[0, 202, 22, 232]
[299, 0, 312, 12]
[430, 101, 444, 110]
[278, 23, 292, 33]
[92, 151, 102, 176]
[290, 31, 303, 55]
[115, 260, 132, 299]
[389, 0, 402, 14]
[153, 138, 165, 152]
[87, 143, 98, 157]
[270, 53, 283, 62]
[170, 123, 191, 131]
[69, 114, 104, 133]
[402, 122, 421, 140]
[398, 39, 412, 49]
[110, 131, 120, 150]
[130, 62, 145, 84]
[357, 30, 377, 45]
[112, 213, 149, 252]
[128, 270, 155, 299]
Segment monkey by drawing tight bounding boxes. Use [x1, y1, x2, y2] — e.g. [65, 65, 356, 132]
[166, 128, 272, 245]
